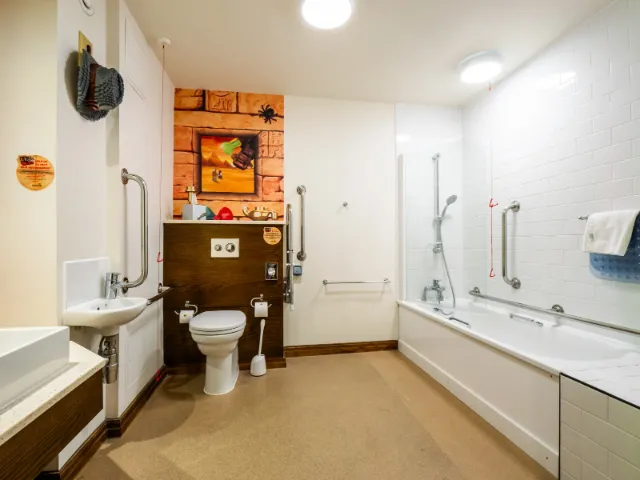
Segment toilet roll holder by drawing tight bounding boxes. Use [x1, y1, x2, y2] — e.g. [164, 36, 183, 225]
[250, 294, 272, 308]
[174, 300, 198, 316]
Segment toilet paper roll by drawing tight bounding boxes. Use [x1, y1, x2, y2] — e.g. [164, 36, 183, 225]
[179, 310, 194, 324]
[254, 301, 269, 318]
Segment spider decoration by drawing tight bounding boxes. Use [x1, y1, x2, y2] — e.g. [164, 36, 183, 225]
[258, 104, 280, 124]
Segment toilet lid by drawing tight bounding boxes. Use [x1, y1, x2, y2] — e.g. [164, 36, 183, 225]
[189, 310, 246, 333]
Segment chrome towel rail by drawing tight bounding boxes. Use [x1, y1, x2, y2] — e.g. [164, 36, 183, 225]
[469, 287, 639, 335]
[502, 201, 521, 289]
[323, 278, 390, 285]
[297, 185, 307, 261]
[121, 168, 148, 291]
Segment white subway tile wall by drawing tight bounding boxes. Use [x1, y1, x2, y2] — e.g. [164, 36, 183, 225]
[397, 104, 464, 302]
[463, 0, 640, 332]
[561, 376, 640, 480]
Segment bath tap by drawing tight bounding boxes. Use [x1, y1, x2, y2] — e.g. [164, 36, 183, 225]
[423, 279, 446, 303]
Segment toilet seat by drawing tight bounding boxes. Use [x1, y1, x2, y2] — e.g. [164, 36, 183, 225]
[189, 310, 246, 336]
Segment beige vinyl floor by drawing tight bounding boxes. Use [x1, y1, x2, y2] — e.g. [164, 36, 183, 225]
[78, 351, 554, 480]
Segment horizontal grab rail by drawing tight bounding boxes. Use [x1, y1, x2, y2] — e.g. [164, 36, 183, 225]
[469, 287, 638, 336]
[323, 278, 390, 285]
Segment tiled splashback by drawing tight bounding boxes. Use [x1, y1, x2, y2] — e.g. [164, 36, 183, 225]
[463, 0, 640, 332]
[62, 258, 109, 309]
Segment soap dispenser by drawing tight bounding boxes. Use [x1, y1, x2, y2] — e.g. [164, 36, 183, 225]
[182, 185, 207, 220]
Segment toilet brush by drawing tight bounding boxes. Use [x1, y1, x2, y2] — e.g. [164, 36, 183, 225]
[250, 319, 267, 377]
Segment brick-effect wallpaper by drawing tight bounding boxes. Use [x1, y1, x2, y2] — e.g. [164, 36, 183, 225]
[173, 89, 284, 219]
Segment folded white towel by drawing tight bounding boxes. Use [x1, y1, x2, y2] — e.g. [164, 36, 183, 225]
[582, 210, 640, 256]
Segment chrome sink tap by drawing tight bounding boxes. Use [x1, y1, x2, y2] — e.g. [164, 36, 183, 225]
[423, 279, 446, 303]
[104, 272, 122, 299]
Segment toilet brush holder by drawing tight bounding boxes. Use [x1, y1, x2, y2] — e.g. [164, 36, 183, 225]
[250, 318, 267, 377]
[250, 354, 266, 376]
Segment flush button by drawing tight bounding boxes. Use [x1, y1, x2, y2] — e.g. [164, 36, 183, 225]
[211, 238, 239, 258]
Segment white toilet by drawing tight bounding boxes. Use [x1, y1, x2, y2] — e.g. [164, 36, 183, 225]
[189, 310, 247, 395]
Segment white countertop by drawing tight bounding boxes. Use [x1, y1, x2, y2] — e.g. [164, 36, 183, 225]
[565, 362, 640, 409]
[0, 342, 105, 446]
[165, 219, 285, 225]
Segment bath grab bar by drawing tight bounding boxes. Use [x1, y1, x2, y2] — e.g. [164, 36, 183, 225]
[322, 278, 390, 285]
[509, 313, 543, 328]
[469, 287, 639, 336]
[121, 168, 148, 291]
[449, 317, 470, 328]
[502, 201, 521, 289]
[284, 203, 294, 304]
[297, 185, 307, 261]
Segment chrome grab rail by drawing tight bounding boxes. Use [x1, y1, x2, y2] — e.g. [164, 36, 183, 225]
[296, 185, 307, 261]
[502, 201, 521, 289]
[323, 278, 390, 285]
[469, 287, 639, 335]
[509, 313, 543, 328]
[121, 168, 149, 290]
[284, 204, 294, 304]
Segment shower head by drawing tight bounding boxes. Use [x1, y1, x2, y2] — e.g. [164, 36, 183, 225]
[440, 195, 458, 218]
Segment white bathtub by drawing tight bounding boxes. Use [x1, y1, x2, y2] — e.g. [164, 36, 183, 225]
[398, 299, 640, 477]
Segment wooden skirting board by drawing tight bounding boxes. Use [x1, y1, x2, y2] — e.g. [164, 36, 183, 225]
[284, 340, 398, 358]
[106, 365, 167, 438]
[166, 357, 287, 376]
[35, 423, 107, 480]
[37, 366, 167, 479]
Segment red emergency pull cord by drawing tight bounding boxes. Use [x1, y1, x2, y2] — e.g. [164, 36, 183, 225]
[489, 198, 499, 278]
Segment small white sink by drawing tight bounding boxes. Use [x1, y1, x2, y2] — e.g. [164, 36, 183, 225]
[62, 297, 147, 335]
[0, 327, 69, 412]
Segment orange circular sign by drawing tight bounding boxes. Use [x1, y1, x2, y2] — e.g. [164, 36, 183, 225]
[16, 155, 55, 191]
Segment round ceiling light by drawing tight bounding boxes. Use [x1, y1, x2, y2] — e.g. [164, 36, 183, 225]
[301, 0, 353, 30]
[459, 51, 503, 84]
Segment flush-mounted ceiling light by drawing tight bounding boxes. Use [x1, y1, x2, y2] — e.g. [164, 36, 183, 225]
[301, 0, 353, 30]
[459, 51, 503, 84]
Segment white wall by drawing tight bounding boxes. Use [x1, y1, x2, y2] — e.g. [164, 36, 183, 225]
[396, 104, 463, 304]
[462, 0, 640, 332]
[108, 0, 174, 418]
[51, 0, 174, 468]
[284, 96, 397, 346]
[0, 0, 58, 326]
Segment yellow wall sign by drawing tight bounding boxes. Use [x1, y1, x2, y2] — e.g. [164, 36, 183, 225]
[263, 227, 282, 245]
[16, 155, 55, 191]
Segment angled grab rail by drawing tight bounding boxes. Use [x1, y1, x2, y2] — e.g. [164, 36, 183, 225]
[502, 201, 521, 289]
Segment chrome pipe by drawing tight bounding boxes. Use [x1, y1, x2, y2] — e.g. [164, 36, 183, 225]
[284, 203, 294, 304]
[296, 185, 307, 261]
[433, 154, 440, 222]
[120, 168, 149, 290]
[501, 201, 521, 289]
[469, 287, 639, 336]
[322, 278, 390, 285]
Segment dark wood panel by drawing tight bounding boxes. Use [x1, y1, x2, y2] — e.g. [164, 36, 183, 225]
[0, 371, 103, 480]
[166, 357, 286, 376]
[106, 366, 167, 438]
[36, 422, 107, 480]
[163, 223, 284, 368]
[284, 340, 398, 358]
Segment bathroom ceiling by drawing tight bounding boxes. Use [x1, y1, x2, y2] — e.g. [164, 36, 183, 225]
[127, 0, 611, 105]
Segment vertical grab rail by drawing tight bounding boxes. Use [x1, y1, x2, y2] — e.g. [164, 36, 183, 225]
[502, 201, 521, 289]
[121, 168, 149, 290]
[284, 203, 294, 305]
[296, 185, 307, 261]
